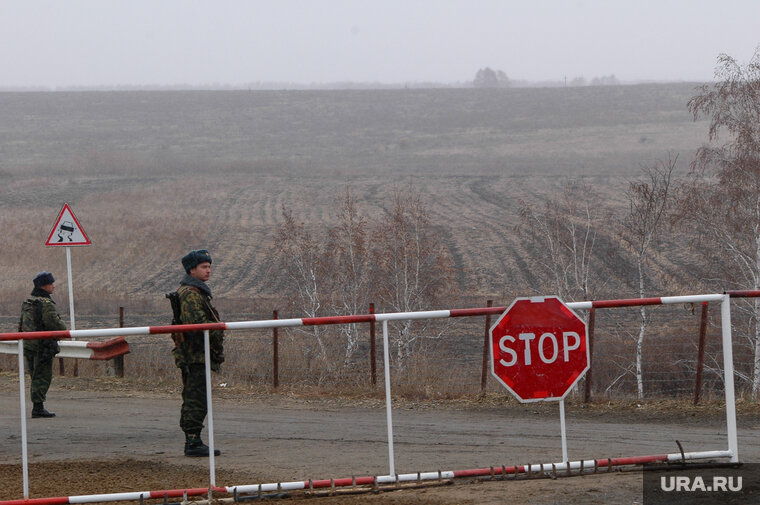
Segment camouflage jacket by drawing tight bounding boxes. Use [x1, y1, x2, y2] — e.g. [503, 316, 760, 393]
[20, 288, 66, 354]
[173, 281, 224, 368]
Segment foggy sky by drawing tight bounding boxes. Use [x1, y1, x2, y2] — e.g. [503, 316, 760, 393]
[1, 0, 759, 88]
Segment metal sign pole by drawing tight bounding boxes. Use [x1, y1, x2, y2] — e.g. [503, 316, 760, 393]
[66, 247, 76, 333]
[559, 399, 568, 463]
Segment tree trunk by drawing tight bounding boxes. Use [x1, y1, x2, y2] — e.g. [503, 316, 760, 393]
[753, 298, 760, 398]
[753, 227, 760, 398]
[636, 257, 646, 400]
[636, 305, 646, 400]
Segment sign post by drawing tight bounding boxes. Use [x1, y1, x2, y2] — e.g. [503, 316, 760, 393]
[16, 204, 92, 496]
[489, 296, 589, 462]
[45, 203, 91, 334]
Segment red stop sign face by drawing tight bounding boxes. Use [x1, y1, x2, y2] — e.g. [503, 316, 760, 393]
[490, 296, 589, 402]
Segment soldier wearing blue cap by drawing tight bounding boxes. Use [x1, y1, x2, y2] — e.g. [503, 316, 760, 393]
[19, 271, 67, 418]
[173, 249, 225, 456]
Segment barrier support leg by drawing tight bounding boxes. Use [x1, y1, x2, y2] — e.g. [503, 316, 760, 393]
[720, 295, 739, 462]
[18, 340, 29, 499]
[382, 320, 396, 477]
[204, 330, 216, 486]
[272, 310, 279, 389]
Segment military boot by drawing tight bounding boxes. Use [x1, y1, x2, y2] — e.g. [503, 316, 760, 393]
[184, 433, 221, 457]
[32, 402, 55, 418]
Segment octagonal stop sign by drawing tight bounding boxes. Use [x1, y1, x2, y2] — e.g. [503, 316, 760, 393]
[490, 296, 589, 402]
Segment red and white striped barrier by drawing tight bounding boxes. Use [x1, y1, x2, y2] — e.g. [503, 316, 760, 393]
[0, 337, 129, 360]
[0, 293, 727, 344]
[0, 292, 741, 504]
[0, 449, 734, 505]
[221, 450, 731, 496]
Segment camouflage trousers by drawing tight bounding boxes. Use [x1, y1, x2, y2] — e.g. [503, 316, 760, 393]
[24, 349, 53, 404]
[180, 363, 208, 435]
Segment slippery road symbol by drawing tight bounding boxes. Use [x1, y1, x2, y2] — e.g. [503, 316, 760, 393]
[45, 203, 91, 247]
[57, 220, 76, 242]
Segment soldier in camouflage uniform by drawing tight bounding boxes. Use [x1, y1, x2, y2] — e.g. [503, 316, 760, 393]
[20, 271, 67, 418]
[173, 249, 225, 457]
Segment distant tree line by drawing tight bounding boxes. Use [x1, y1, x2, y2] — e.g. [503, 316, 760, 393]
[473, 67, 511, 88]
[566, 75, 621, 86]
[473, 68, 620, 88]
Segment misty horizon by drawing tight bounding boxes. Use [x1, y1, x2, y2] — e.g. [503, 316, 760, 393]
[0, 74, 707, 93]
[2, 1, 758, 90]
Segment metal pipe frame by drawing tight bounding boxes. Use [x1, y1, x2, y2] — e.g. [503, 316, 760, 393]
[0, 291, 743, 504]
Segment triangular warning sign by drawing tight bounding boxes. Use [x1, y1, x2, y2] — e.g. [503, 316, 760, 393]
[45, 203, 91, 246]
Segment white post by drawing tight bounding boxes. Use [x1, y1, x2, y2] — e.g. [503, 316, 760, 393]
[203, 330, 216, 486]
[66, 247, 76, 333]
[721, 295, 739, 462]
[559, 399, 568, 463]
[18, 340, 29, 499]
[382, 320, 396, 477]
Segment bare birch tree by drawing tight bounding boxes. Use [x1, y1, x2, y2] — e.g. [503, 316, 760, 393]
[372, 189, 457, 364]
[680, 48, 760, 396]
[272, 205, 331, 370]
[325, 188, 371, 363]
[517, 179, 601, 304]
[620, 155, 676, 399]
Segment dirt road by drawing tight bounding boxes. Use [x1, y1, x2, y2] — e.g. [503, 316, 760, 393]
[2, 383, 759, 504]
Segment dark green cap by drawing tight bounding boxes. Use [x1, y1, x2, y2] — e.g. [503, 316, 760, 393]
[182, 249, 212, 273]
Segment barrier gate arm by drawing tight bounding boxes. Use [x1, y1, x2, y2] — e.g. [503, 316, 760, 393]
[0, 337, 130, 360]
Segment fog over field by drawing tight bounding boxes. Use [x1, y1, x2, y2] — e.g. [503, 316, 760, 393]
[0, 83, 711, 322]
[3, 1, 759, 87]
